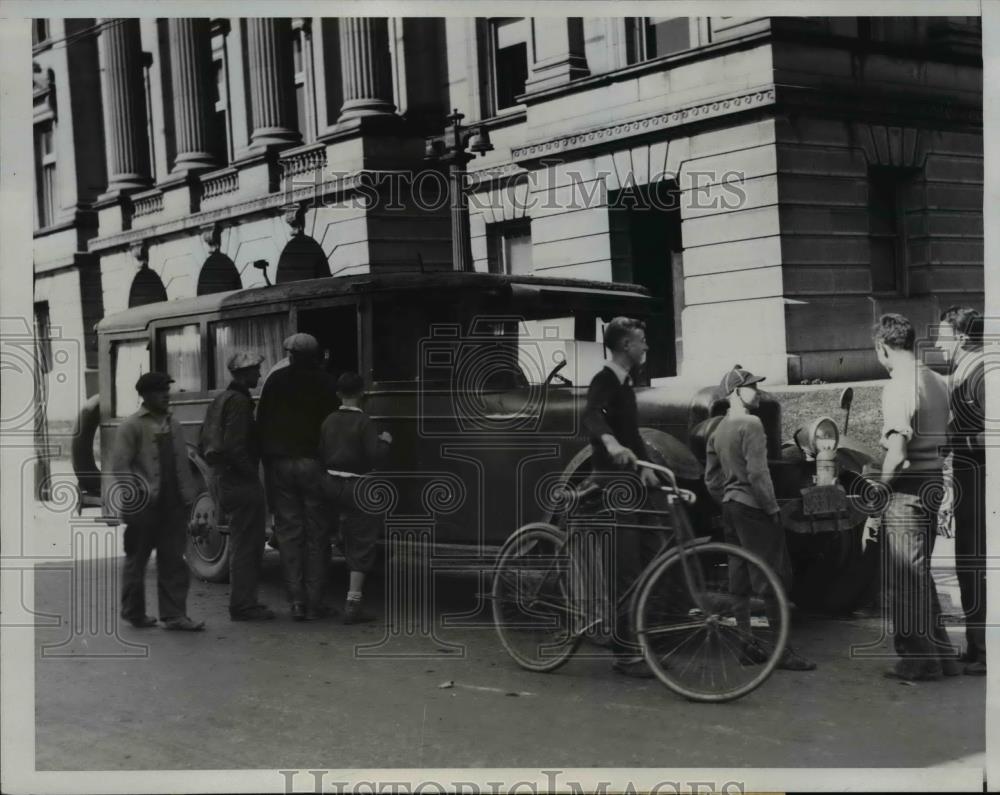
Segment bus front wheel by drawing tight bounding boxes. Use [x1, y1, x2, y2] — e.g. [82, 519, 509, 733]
[185, 481, 231, 583]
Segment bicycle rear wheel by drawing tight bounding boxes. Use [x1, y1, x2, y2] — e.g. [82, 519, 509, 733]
[492, 523, 584, 672]
[635, 542, 790, 702]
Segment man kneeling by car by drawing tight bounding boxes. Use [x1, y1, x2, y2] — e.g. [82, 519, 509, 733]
[704, 365, 816, 671]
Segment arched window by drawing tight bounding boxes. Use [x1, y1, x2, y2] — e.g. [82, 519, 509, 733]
[128, 268, 168, 307]
[197, 252, 242, 295]
[275, 235, 330, 283]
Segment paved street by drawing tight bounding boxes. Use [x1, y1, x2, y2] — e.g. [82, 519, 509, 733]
[28, 508, 985, 772]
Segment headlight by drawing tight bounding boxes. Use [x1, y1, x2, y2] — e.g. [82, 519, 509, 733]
[793, 416, 840, 458]
[809, 417, 839, 454]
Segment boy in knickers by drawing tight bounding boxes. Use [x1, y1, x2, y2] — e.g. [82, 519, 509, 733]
[319, 372, 393, 624]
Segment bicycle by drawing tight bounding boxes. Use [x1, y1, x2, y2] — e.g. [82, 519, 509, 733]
[491, 460, 790, 702]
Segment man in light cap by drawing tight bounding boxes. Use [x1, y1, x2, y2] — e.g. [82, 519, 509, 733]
[704, 364, 816, 671]
[201, 351, 274, 621]
[256, 332, 340, 620]
[110, 371, 204, 631]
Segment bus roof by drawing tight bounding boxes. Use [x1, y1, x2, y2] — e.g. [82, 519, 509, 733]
[96, 271, 653, 334]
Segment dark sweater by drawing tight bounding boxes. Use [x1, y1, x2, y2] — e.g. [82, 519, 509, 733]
[200, 382, 259, 480]
[256, 364, 339, 460]
[319, 407, 386, 475]
[582, 366, 649, 471]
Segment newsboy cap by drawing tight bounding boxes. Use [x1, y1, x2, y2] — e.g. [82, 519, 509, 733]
[719, 364, 765, 396]
[283, 332, 319, 353]
[227, 351, 266, 372]
[135, 371, 174, 394]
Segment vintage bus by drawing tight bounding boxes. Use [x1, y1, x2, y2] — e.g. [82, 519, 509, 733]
[72, 270, 878, 613]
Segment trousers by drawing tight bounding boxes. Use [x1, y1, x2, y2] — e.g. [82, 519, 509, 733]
[882, 487, 954, 661]
[269, 457, 328, 606]
[217, 473, 266, 614]
[721, 500, 792, 635]
[952, 453, 986, 661]
[121, 498, 190, 622]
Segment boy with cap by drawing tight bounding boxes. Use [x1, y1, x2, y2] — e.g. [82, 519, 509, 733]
[318, 371, 393, 624]
[256, 333, 340, 620]
[704, 365, 815, 670]
[110, 371, 204, 631]
[582, 317, 662, 678]
[201, 352, 274, 621]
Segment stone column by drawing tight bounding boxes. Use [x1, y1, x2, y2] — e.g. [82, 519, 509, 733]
[246, 18, 300, 149]
[338, 18, 396, 120]
[168, 19, 217, 173]
[98, 18, 151, 192]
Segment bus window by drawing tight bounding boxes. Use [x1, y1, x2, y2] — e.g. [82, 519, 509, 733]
[112, 338, 149, 417]
[210, 314, 290, 391]
[158, 324, 202, 393]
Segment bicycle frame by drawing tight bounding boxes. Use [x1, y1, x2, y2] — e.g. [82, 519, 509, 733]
[555, 460, 715, 640]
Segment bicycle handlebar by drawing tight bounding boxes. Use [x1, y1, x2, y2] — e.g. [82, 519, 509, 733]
[635, 460, 697, 505]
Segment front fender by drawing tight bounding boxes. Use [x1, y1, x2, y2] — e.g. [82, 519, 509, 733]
[835, 435, 878, 473]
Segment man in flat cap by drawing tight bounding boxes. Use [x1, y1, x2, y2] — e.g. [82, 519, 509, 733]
[110, 371, 205, 631]
[705, 365, 815, 671]
[256, 333, 340, 620]
[201, 352, 274, 621]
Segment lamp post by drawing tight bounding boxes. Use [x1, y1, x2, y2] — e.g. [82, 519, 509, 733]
[425, 109, 494, 272]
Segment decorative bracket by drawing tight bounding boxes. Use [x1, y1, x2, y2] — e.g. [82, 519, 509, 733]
[129, 240, 149, 269]
[282, 202, 307, 236]
[200, 222, 222, 254]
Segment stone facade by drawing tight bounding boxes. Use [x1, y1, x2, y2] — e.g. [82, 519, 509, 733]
[32, 15, 983, 426]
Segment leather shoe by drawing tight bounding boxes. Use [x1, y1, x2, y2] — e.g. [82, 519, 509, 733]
[126, 615, 157, 628]
[162, 616, 205, 632]
[612, 656, 656, 679]
[343, 600, 376, 625]
[739, 640, 771, 666]
[776, 647, 817, 672]
[291, 602, 307, 621]
[964, 660, 987, 676]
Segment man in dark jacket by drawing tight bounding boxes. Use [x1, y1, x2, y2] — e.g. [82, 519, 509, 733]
[937, 306, 986, 675]
[256, 333, 339, 620]
[582, 317, 661, 678]
[201, 352, 274, 621]
[110, 371, 204, 631]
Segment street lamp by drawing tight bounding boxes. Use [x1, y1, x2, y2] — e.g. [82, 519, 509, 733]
[425, 109, 494, 272]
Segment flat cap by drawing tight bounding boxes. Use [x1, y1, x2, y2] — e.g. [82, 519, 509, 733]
[719, 364, 765, 396]
[135, 371, 174, 394]
[227, 351, 266, 372]
[283, 332, 319, 353]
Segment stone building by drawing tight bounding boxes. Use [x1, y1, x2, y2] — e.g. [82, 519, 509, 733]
[32, 16, 983, 427]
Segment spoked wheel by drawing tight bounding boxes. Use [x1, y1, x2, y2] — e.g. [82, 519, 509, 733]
[635, 542, 789, 702]
[491, 523, 585, 672]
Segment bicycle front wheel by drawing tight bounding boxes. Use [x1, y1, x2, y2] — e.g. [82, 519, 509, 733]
[635, 542, 790, 702]
[491, 523, 584, 673]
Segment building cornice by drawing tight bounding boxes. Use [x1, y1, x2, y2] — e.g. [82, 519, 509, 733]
[775, 84, 983, 130]
[515, 30, 774, 107]
[87, 173, 369, 253]
[511, 87, 777, 163]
